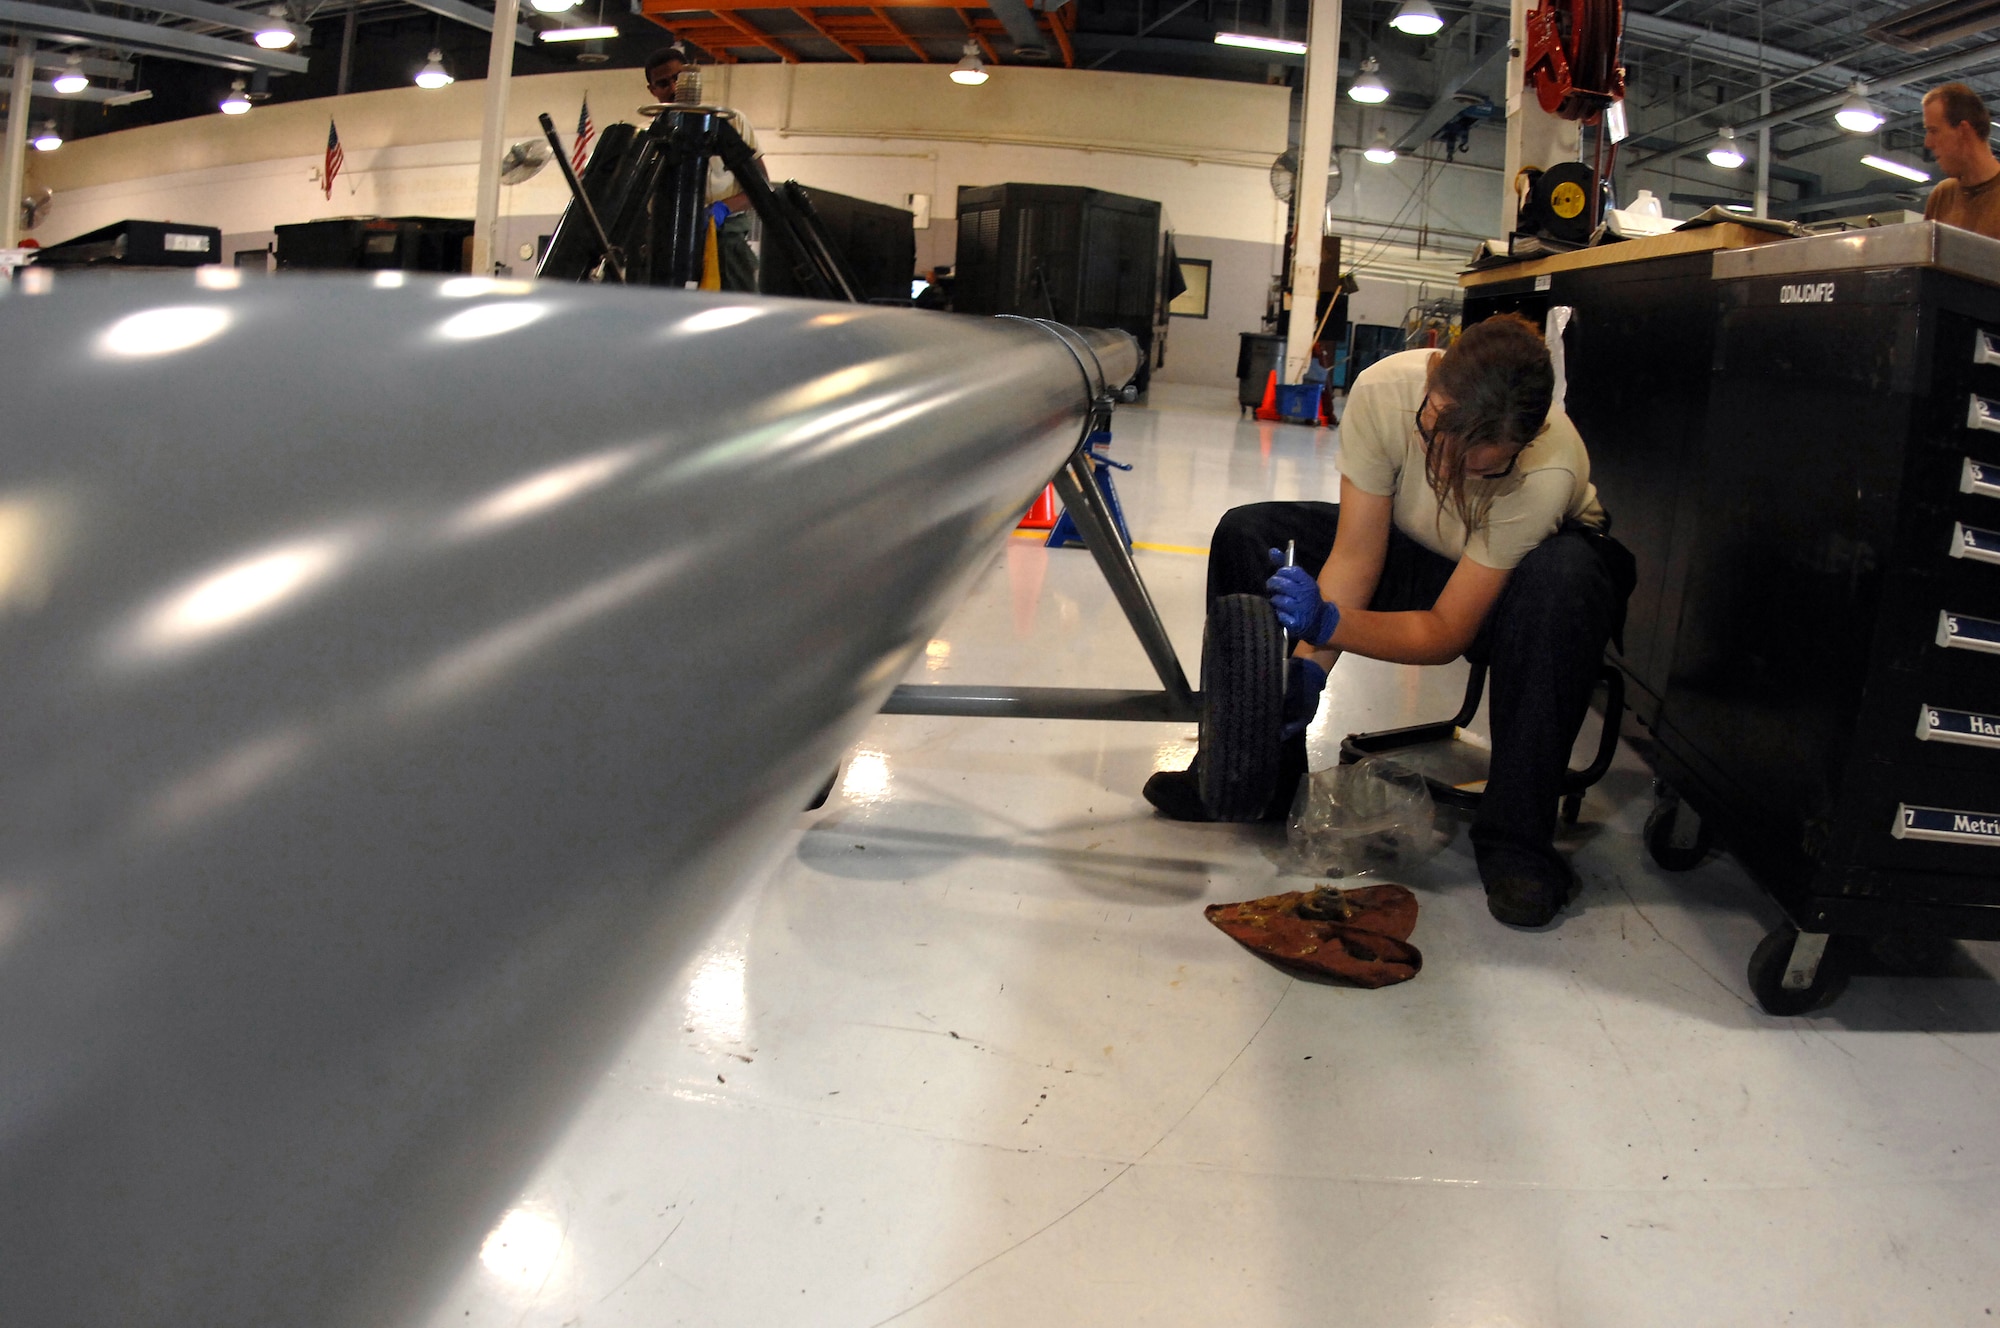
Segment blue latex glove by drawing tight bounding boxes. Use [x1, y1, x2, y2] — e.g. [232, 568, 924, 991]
[1280, 657, 1328, 740]
[1265, 549, 1342, 646]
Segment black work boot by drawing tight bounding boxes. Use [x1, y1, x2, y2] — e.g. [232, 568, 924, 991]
[1477, 846, 1578, 928]
[1143, 734, 1308, 824]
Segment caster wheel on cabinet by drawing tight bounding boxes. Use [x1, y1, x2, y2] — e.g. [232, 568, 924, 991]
[1644, 797, 1713, 871]
[1747, 925, 1849, 1016]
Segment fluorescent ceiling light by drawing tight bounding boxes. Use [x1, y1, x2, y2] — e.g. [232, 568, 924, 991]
[1349, 55, 1389, 104]
[1724, 204, 1752, 213]
[105, 88, 153, 106]
[1389, 0, 1444, 36]
[220, 78, 251, 114]
[1214, 31, 1308, 55]
[1364, 129, 1397, 164]
[950, 40, 988, 84]
[52, 57, 88, 94]
[1707, 126, 1744, 169]
[530, 0, 580, 9]
[1835, 81, 1884, 133]
[540, 25, 619, 42]
[1862, 153, 1932, 182]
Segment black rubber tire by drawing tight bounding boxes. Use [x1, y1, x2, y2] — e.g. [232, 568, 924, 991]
[1197, 593, 1288, 821]
[1644, 797, 1712, 871]
[1747, 924, 1849, 1016]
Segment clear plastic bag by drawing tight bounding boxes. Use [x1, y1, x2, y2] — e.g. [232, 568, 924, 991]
[1273, 756, 1444, 879]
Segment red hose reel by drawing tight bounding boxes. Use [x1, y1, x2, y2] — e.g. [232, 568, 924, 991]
[1523, 0, 1626, 122]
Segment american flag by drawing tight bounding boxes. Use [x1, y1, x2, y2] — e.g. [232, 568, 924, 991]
[323, 119, 343, 200]
[571, 96, 595, 174]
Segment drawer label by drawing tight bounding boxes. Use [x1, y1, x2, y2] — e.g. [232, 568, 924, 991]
[163, 232, 211, 253]
[1939, 610, 2000, 654]
[1894, 803, 2000, 846]
[1918, 704, 2000, 748]
[1950, 522, 2000, 563]
[1966, 457, 2000, 499]
[1978, 329, 2000, 366]
[1969, 395, 2000, 433]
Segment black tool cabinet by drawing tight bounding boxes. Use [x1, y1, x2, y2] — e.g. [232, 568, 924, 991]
[1466, 223, 2000, 1013]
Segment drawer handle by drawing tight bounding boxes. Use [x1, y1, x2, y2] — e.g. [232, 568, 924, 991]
[1969, 395, 2000, 432]
[1894, 803, 2000, 846]
[1978, 328, 2000, 366]
[1938, 609, 2000, 653]
[1966, 457, 2000, 499]
[1917, 703, 2000, 748]
[1950, 521, 2000, 563]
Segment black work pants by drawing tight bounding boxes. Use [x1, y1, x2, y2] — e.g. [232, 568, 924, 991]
[1208, 501, 1631, 875]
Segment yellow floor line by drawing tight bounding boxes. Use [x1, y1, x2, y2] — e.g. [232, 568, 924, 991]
[1009, 530, 1209, 556]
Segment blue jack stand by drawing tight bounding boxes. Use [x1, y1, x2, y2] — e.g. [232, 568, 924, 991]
[1046, 428, 1133, 550]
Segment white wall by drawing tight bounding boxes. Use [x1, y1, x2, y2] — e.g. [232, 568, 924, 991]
[25, 63, 1291, 388]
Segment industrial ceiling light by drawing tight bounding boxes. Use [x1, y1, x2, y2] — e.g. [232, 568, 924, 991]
[415, 49, 453, 88]
[538, 24, 619, 41]
[254, 6, 297, 49]
[1214, 31, 1308, 54]
[950, 41, 989, 85]
[52, 56, 89, 95]
[105, 87, 153, 106]
[1389, 0, 1444, 37]
[1862, 153, 1933, 182]
[1834, 81, 1885, 133]
[220, 78, 252, 114]
[1364, 129, 1398, 164]
[1349, 55, 1390, 104]
[32, 121, 62, 151]
[530, 0, 581, 10]
[1706, 125, 1744, 169]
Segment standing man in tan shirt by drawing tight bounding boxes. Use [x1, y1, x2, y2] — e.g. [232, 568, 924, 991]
[1922, 83, 2000, 238]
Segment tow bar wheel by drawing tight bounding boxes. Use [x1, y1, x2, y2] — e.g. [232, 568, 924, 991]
[1197, 593, 1288, 820]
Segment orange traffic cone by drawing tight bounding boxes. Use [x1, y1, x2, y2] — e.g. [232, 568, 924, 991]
[1254, 369, 1282, 421]
[1017, 483, 1061, 529]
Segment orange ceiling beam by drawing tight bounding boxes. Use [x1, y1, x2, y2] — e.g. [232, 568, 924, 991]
[641, 1, 1074, 68]
[872, 6, 933, 61]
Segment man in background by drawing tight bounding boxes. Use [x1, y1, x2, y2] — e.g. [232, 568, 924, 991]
[1922, 83, 2000, 239]
[640, 42, 761, 290]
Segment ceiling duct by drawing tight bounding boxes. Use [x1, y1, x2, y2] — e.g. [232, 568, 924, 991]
[1867, 0, 2000, 52]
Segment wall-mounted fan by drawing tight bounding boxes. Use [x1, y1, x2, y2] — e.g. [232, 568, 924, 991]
[499, 139, 553, 186]
[1269, 149, 1297, 204]
[19, 188, 54, 233]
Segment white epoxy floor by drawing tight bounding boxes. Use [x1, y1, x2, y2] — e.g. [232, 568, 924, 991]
[424, 383, 2000, 1328]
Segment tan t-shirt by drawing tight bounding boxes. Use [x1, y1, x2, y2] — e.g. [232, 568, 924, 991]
[1924, 172, 2000, 239]
[1337, 348, 1605, 570]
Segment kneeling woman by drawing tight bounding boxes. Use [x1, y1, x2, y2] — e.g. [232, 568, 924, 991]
[1147, 314, 1634, 928]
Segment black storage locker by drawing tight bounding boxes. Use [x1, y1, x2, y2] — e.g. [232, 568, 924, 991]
[32, 219, 222, 268]
[274, 217, 474, 272]
[953, 183, 1169, 391]
[758, 186, 915, 303]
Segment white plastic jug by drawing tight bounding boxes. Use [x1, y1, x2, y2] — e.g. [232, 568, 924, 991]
[1630, 188, 1663, 219]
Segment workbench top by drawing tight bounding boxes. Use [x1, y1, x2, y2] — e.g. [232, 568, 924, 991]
[1459, 222, 1781, 288]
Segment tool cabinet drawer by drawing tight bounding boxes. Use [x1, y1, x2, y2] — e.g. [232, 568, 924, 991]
[1852, 670, 2000, 773]
[1833, 759, 2000, 885]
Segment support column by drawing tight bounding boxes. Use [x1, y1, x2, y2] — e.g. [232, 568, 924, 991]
[1754, 87, 1771, 218]
[2, 39, 35, 250]
[1500, 0, 1578, 239]
[337, 0, 358, 98]
[1283, 0, 1342, 384]
[471, 0, 520, 275]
